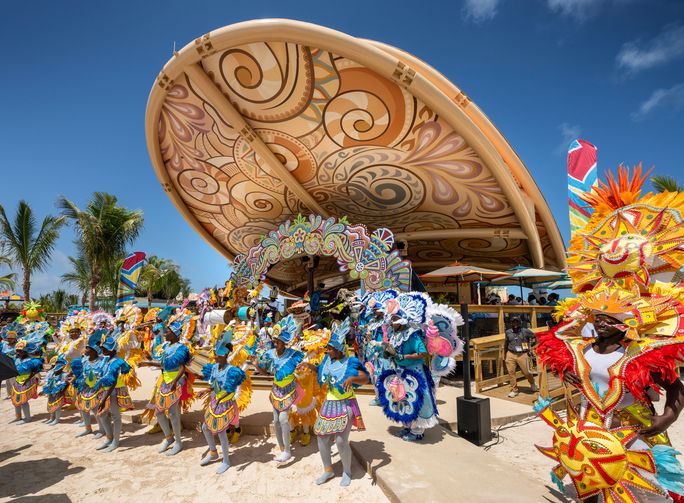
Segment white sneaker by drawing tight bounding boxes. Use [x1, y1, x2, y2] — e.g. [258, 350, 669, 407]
[508, 391, 519, 398]
[531, 383, 539, 393]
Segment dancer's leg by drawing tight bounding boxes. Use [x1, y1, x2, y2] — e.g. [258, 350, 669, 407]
[19, 402, 31, 423]
[273, 408, 285, 451]
[166, 402, 183, 456]
[9, 405, 22, 423]
[315, 434, 335, 485]
[4, 379, 11, 399]
[104, 401, 122, 452]
[216, 430, 231, 474]
[275, 410, 292, 461]
[50, 407, 62, 426]
[155, 409, 174, 453]
[200, 423, 219, 465]
[76, 411, 92, 437]
[335, 409, 354, 486]
[95, 414, 112, 449]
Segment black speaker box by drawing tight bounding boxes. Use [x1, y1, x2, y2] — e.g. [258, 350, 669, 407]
[457, 396, 492, 446]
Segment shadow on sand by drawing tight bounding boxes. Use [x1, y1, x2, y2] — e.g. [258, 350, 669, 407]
[0, 458, 84, 499]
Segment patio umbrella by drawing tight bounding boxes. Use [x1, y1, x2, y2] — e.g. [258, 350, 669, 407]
[489, 266, 567, 298]
[541, 278, 573, 290]
[420, 262, 511, 304]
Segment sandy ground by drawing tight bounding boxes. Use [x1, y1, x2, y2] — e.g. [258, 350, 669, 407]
[484, 392, 684, 486]
[0, 376, 387, 503]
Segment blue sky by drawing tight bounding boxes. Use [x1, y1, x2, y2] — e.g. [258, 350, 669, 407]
[1, 0, 683, 297]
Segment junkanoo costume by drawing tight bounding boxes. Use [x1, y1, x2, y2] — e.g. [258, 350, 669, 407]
[313, 318, 369, 486]
[153, 321, 193, 456]
[359, 290, 398, 405]
[55, 312, 90, 406]
[73, 331, 113, 440]
[290, 326, 330, 446]
[376, 292, 463, 441]
[112, 305, 144, 391]
[256, 314, 304, 462]
[42, 357, 69, 425]
[535, 167, 684, 503]
[93, 336, 135, 452]
[9, 336, 44, 424]
[200, 330, 247, 474]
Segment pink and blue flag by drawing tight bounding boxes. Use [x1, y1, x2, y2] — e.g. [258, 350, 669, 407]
[567, 139, 597, 234]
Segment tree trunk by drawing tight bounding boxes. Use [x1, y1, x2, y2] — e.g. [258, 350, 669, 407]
[81, 291, 87, 307]
[89, 265, 100, 311]
[23, 267, 30, 302]
[148, 287, 152, 310]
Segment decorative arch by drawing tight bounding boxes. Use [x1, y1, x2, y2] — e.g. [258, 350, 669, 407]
[232, 214, 411, 293]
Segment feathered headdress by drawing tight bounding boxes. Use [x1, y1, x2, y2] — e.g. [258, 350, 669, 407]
[272, 314, 297, 344]
[328, 319, 350, 352]
[1, 321, 26, 340]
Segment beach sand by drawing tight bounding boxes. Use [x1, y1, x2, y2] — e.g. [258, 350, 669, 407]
[0, 369, 387, 503]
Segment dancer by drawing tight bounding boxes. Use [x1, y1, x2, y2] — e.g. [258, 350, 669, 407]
[43, 357, 69, 425]
[9, 340, 44, 424]
[198, 330, 246, 474]
[378, 294, 438, 442]
[252, 314, 303, 462]
[360, 291, 397, 406]
[535, 166, 684, 502]
[139, 322, 192, 456]
[1, 322, 19, 400]
[290, 326, 329, 447]
[94, 337, 135, 452]
[72, 331, 107, 439]
[300, 318, 369, 486]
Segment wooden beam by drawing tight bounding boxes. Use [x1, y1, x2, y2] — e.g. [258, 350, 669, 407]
[394, 227, 527, 241]
[184, 63, 328, 217]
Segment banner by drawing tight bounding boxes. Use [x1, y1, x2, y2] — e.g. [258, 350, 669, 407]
[115, 252, 146, 310]
[567, 139, 598, 234]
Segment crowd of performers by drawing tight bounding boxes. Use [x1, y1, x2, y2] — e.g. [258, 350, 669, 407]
[0, 282, 464, 484]
[2, 166, 683, 500]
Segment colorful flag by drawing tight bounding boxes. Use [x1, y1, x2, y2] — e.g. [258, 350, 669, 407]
[115, 252, 146, 310]
[567, 139, 598, 234]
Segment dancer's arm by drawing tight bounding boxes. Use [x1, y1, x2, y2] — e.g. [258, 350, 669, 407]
[640, 374, 684, 437]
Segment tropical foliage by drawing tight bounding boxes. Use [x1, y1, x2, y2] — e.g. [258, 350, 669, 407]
[650, 175, 684, 193]
[58, 193, 144, 310]
[0, 201, 66, 300]
[38, 289, 79, 312]
[0, 248, 16, 290]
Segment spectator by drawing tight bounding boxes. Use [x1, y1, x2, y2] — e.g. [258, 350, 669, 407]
[504, 317, 538, 398]
[547, 293, 559, 306]
[538, 296, 547, 305]
[527, 293, 537, 305]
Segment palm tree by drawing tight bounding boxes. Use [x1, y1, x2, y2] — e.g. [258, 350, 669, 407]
[62, 253, 91, 307]
[58, 193, 144, 310]
[138, 255, 178, 309]
[0, 201, 66, 301]
[162, 269, 191, 302]
[650, 175, 684, 193]
[0, 248, 16, 290]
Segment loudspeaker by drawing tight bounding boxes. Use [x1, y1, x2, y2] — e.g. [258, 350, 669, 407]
[457, 396, 492, 446]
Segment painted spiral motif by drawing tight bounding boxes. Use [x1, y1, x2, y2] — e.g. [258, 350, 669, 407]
[217, 42, 313, 122]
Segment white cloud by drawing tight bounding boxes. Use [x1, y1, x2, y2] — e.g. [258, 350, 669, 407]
[547, 0, 605, 20]
[556, 122, 582, 154]
[631, 83, 684, 120]
[617, 24, 684, 74]
[463, 0, 500, 22]
[547, 0, 638, 21]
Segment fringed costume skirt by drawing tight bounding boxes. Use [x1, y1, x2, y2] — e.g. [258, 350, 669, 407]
[314, 398, 365, 436]
[204, 392, 239, 434]
[11, 377, 39, 407]
[155, 376, 187, 413]
[75, 386, 106, 413]
[47, 393, 66, 413]
[269, 379, 303, 412]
